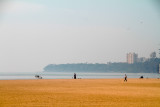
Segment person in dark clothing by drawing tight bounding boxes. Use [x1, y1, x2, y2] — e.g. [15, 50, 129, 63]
[124, 74, 127, 82]
[74, 73, 76, 79]
[140, 76, 143, 79]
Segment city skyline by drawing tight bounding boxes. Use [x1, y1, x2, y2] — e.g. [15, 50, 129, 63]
[0, 0, 160, 72]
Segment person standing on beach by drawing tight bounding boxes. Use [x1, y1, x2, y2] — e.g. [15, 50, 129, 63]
[124, 74, 127, 82]
[74, 73, 76, 79]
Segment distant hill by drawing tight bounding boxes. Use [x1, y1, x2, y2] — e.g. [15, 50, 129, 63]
[43, 58, 160, 73]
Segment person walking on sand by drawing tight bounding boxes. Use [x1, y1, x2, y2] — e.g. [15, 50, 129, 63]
[124, 74, 127, 82]
[74, 73, 76, 79]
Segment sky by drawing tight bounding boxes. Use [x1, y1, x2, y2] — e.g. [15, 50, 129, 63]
[0, 0, 160, 72]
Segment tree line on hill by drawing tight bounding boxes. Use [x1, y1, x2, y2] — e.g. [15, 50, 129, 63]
[43, 58, 160, 73]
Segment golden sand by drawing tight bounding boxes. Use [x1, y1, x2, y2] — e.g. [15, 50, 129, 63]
[0, 79, 160, 107]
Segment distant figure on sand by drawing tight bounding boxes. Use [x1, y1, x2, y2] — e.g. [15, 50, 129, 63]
[74, 73, 76, 79]
[140, 76, 143, 79]
[124, 74, 127, 82]
[35, 75, 42, 79]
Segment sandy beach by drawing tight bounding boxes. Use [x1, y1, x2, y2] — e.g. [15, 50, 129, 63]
[0, 78, 160, 107]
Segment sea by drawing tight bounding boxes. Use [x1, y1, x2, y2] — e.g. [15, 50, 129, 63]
[0, 72, 160, 80]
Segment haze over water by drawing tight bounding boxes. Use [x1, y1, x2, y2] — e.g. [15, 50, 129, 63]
[0, 0, 160, 73]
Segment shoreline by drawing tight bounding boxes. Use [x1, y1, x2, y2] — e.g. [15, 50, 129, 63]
[0, 72, 159, 80]
[0, 77, 159, 81]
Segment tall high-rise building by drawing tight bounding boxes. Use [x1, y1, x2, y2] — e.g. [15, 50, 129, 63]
[127, 53, 138, 64]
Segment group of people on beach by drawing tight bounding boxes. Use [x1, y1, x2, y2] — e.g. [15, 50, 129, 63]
[73, 73, 128, 81]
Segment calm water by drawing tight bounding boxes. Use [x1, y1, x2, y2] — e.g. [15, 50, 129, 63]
[0, 72, 160, 80]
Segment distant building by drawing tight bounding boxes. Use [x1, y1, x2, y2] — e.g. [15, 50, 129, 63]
[137, 57, 147, 63]
[159, 64, 160, 74]
[127, 53, 138, 64]
[150, 52, 156, 58]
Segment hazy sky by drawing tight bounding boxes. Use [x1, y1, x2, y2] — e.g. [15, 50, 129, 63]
[0, 0, 160, 72]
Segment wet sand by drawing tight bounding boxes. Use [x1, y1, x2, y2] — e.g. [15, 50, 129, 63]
[0, 79, 160, 107]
